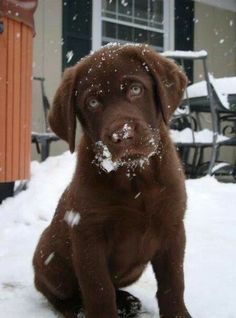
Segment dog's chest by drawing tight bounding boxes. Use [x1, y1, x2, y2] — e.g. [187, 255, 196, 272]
[108, 208, 160, 287]
[112, 222, 159, 260]
[107, 190, 162, 275]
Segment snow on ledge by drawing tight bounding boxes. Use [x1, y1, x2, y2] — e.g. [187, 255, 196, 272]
[209, 74, 230, 109]
[162, 50, 208, 59]
[186, 76, 236, 110]
[170, 128, 229, 144]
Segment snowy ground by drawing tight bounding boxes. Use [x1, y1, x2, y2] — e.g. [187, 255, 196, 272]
[0, 152, 236, 318]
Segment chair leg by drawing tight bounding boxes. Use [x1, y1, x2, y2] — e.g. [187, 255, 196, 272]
[208, 143, 219, 175]
[35, 139, 41, 154]
[191, 147, 199, 178]
[41, 140, 50, 161]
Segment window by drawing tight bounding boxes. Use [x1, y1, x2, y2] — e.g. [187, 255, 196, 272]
[62, 0, 175, 69]
[101, 0, 166, 51]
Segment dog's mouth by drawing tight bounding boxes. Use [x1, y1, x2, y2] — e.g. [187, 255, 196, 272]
[93, 132, 162, 174]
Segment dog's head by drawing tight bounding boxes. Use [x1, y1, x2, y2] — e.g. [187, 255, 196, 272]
[49, 44, 187, 171]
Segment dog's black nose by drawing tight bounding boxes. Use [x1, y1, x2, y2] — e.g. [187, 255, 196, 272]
[110, 123, 135, 144]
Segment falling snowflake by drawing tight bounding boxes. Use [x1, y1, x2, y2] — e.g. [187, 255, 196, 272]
[64, 211, 81, 227]
[134, 192, 141, 199]
[44, 252, 55, 266]
[121, 0, 128, 7]
[66, 50, 74, 63]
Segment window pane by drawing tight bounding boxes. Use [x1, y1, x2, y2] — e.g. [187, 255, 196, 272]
[118, 24, 133, 41]
[134, 0, 148, 25]
[102, 0, 117, 18]
[148, 31, 163, 48]
[134, 28, 147, 42]
[102, 22, 163, 50]
[102, 21, 117, 39]
[118, 0, 133, 22]
[150, 0, 163, 28]
[133, 28, 163, 49]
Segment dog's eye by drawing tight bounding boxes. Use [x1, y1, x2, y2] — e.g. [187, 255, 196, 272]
[129, 84, 142, 97]
[87, 98, 100, 110]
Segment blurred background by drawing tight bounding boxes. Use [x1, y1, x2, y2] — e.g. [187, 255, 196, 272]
[31, 0, 236, 158]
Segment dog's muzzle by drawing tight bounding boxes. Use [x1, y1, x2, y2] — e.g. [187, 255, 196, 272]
[93, 124, 161, 174]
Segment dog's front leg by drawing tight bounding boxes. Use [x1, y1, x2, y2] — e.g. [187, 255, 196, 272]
[151, 222, 192, 318]
[71, 230, 118, 318]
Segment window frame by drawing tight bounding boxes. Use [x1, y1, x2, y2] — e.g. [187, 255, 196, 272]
[92, 0, 174, 52]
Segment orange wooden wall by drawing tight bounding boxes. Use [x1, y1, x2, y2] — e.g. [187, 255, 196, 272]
[0, 17, 33, 182]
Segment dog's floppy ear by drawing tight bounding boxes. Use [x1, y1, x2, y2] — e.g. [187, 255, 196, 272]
[48, 67, 77, 153]
[139, 48, 188, 124]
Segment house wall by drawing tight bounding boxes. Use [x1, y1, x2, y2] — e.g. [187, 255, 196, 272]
[31, 0, 68, 160]
[194, 2, 236, 80]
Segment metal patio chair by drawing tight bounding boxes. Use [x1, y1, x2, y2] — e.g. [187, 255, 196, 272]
[184, 75, 236, 180]
[207, 82, 236, 179]
[32, 77, 60, 161]
[162, 50, 219, 178]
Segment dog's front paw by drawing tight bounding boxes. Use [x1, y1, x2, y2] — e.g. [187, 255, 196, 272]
[116, 290, 142, 317]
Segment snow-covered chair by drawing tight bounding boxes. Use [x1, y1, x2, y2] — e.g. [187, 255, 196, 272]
[186, 76, 236, 179]
[162, 50, 234, 178]
[31, 77, 60, 161]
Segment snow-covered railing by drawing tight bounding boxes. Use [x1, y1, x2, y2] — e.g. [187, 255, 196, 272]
[186, 76, 236, 110]
[162, 50, 208, 60]
[186, 77, 236, 99]
[170, 128, 229, 144]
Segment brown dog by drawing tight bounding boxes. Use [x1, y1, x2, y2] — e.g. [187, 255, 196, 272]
[33, 43, 192, 318]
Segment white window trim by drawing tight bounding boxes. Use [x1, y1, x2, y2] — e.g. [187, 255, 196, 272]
[163, 0, 175, 51]
[92, 0, 102, 51]
[102, 16, 164, 33]
[92, 0, 175, 51]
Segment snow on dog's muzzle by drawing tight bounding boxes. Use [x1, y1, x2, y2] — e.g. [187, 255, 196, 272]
[110, 123, 134, 144]
[93, 125, 162, 175]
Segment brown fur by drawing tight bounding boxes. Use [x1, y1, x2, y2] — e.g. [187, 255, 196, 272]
[33, 44, 192, 318]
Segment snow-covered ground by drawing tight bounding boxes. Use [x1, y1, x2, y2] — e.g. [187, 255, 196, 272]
[0, 152, 236, 318]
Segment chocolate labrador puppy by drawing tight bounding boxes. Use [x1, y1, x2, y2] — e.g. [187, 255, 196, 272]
[33, 43, 192, 318]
